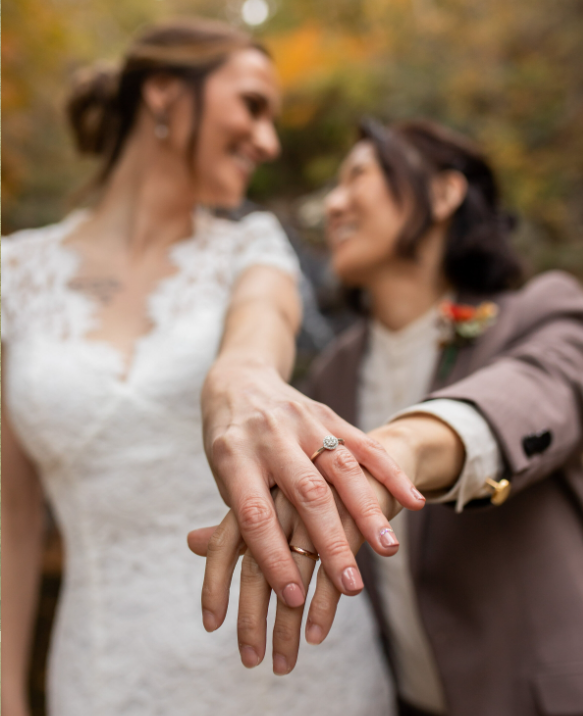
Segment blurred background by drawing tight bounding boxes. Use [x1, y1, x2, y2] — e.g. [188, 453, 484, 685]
[2, 0, 583, 712]
[4, 0, 583, 269]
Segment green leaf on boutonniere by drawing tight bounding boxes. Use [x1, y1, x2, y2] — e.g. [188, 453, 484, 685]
[437, 342, 459, 382]
[436, 300, 499, 381]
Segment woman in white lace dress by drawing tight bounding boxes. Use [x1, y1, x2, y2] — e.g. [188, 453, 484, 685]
[1, 19, 394, 716]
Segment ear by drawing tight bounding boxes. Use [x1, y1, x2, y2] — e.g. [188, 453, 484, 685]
[141, 73, 185, 117]
[430, 170, 468, 223]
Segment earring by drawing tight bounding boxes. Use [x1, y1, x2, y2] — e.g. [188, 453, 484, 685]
[154, 111, 169, 140]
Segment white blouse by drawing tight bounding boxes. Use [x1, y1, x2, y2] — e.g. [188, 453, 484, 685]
[358, 308, 502, 713]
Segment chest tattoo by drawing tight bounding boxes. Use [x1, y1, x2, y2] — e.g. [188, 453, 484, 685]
[68, 277, 123, 305]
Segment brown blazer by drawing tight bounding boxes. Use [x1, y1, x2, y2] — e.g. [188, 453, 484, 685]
[305, 271, 583, 716]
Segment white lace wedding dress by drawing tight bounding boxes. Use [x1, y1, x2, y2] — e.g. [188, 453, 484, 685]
[1, 209, 393, 716]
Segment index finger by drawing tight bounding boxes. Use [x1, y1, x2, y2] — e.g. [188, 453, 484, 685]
[313, 404, 426, 511]
[223, 454, 308, 610]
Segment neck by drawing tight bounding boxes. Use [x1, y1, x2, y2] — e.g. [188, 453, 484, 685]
[90, 130, 198, 255]
[366, 227, 450, 332]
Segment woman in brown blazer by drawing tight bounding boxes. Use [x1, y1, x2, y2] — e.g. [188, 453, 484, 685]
[190, 119, 583, 716]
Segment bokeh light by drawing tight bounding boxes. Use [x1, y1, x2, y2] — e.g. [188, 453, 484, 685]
[242, 0, 269, 26]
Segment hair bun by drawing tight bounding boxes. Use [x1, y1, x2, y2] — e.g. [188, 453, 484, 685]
[66, 62, 120, 156]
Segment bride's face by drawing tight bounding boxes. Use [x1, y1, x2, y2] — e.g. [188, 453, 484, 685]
[194, 49, 281, 207]
[157, 48, 281, 208]
[324, 141, 410, 286]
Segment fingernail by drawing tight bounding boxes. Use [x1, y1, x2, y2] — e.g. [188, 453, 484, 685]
[380, 527, 399, 548]
[282, 583, 304, 608]
[341, 567, 364, 593]
[240, 645, 260, 668]
[306, 620, 324, 645]
[203, 610, 217, 632]
[273, 653, 290, 675]
[411, 485, 426, 502]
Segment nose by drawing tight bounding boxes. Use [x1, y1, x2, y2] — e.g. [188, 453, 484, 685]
[253, 119, 281, 161]
[324, 184, 348, 220]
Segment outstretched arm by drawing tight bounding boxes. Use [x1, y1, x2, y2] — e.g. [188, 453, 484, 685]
[201, 264, 425, 616]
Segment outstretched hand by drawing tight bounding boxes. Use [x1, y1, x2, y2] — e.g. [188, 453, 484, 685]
[188, 472, 400, 674]
[202, 362, 426, 617]
[190, 413, 465, 674]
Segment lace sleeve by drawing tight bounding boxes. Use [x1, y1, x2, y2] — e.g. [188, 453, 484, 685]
[234, 211, 300, 281]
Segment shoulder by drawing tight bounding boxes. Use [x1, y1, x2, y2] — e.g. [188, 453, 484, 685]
[219, 209, 299, 278]
[2, 213, 85, 270]
[506, 271, 583, 333]
[239, 210, 287, 236]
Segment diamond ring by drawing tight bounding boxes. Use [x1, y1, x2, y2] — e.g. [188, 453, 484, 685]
[310, 435, 345, 462]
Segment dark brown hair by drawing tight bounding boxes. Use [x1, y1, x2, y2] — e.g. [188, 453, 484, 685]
[360, 117, 523, 293]
[66, 18, 267, 188]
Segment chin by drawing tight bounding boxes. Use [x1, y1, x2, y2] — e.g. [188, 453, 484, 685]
[199, 183, 245, 210]
[332, 255, 372, 287]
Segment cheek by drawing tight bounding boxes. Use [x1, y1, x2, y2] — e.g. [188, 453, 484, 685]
[332, 203, 407, 283]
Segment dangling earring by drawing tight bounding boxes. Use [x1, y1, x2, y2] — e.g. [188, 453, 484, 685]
[154, 110, 169, 140]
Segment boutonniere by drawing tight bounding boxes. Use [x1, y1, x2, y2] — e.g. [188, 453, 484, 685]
[439, 300, 499, 344]
[437, 300, 499, 380]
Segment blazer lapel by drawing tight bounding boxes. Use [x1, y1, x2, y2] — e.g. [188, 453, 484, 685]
[409, 291, 506, 580]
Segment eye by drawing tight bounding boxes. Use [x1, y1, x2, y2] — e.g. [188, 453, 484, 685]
[243, 94, 264, 117]
[348, 164, 367, 181]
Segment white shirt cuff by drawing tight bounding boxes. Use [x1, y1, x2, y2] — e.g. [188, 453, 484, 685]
[389, 399, 503, 513]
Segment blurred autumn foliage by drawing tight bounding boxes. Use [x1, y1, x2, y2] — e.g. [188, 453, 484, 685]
[3, 0, 583, 276]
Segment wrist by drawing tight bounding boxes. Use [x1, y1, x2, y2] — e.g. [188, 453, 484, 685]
[370, 415, 465, 494]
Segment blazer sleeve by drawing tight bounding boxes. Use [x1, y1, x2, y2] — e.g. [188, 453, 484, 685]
[429, 271, 583, 501]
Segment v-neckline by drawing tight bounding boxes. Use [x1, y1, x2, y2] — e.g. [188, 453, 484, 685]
[54, 209, 204, 385]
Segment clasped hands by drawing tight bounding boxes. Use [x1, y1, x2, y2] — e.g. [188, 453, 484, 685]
[188, 363, 463, 674]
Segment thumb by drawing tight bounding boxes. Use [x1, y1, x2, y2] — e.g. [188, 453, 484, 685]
[187, 526, 219, 556]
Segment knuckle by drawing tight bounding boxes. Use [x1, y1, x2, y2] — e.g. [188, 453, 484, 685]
[201, 581, 223, 604]
[313, 400, 334, 421]
[331, 449, 361, 474]
[241, 552, 263, 579]
[206, 531, 227, 557]
[362, 436, 386, 457]
[322, 537, 352, 561]
[237, 496, 274, 534]
[238, 612, 262, 637]
[273, 619, 298, 645]
[247, 407, 278, 434]
[282, 398, 307, 417]
[294, 472, 331, 506]
[210, 430, 241, 463]
[311, 591, 338, 619]
[357, 499, 382, 521]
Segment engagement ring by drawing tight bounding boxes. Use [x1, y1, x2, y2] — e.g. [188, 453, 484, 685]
[310, 435, 345, 462]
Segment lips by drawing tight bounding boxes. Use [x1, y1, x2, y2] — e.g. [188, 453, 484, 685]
[230, 150, 257, 178]
[328, 223, 359, 247]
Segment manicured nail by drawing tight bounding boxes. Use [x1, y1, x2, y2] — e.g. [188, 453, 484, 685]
[411, 485, 426, 502]
[380, 527, 399, 548]
[203, 610, 217, 632]
[282, 583, 305, 608]
[306, 621, 324, 645]
[341, 567, 364, 593]
[240, 645, 260, 668]
[273, 653, 290, 675]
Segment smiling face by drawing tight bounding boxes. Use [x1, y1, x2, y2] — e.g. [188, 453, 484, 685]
[324, 141, 412, 287]
[190, 48, 281, 207]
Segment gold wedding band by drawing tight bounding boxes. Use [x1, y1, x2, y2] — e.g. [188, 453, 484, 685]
[289, 545, 320, 562]
[310, 435, 345, 462]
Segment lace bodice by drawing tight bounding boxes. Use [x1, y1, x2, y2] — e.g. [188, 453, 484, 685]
[2, 211, 392, 716]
